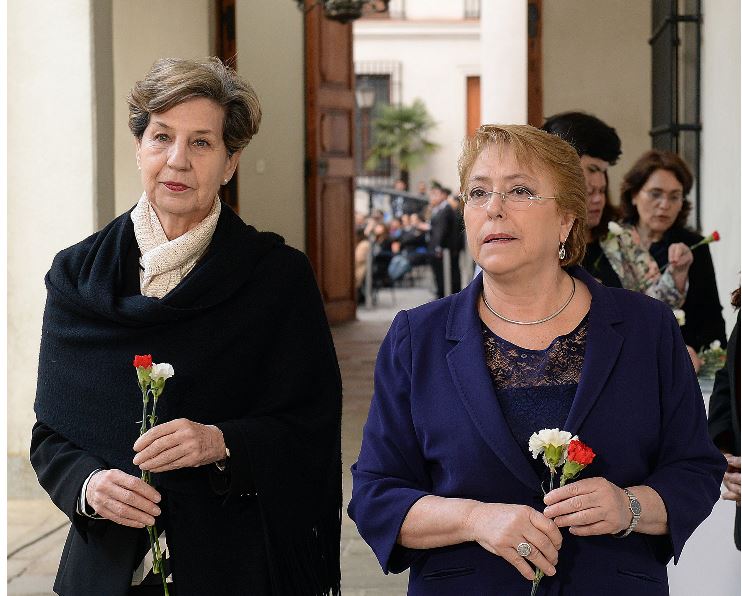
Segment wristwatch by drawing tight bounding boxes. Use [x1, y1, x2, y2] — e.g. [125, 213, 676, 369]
[215, 446, 231, 472]
[615, 488, 642, 538]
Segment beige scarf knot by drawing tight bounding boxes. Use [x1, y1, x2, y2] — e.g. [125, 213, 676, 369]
[131, 193, 221, 298]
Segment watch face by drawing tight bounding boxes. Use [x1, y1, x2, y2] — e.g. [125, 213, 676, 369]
[630, 499, 642, 515]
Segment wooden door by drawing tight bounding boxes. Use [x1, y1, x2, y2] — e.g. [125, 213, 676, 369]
[215, 0, 239, 212]
[305, 6, 356, 324]
[527, 0, 543, 126]
[466, 76, 481, 136]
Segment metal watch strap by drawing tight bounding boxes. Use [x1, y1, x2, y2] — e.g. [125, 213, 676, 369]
[615, 488, 641, 538]
[215, 446, 231, 472]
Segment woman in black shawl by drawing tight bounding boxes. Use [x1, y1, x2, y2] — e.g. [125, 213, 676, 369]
[31, 57, 342, 596]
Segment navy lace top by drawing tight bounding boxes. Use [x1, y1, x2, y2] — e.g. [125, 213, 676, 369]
[482, 313, 589, 475]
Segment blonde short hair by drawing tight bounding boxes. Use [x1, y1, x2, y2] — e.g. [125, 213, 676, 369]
[128, 57, 261, 156]
[458, 124, 587, 267]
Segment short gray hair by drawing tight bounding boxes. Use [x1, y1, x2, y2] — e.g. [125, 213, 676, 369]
[128, 57, 261, 155]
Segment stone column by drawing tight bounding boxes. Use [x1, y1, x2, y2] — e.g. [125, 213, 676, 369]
[8, 0, 98, 496]
[480, 0, 528, 124]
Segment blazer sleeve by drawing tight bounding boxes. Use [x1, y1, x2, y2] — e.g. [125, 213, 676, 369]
[30, 420, 109, 539]
[348, 310, 432, 574]
[642, 305, 727, 564]
[681, 244, 727, 351]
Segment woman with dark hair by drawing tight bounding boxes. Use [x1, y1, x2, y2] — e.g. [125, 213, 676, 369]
[30, 57, 342, 596]
[620, 149, 727, 363]
[541, 112, 622, 288]
[542, 113, 691, 309]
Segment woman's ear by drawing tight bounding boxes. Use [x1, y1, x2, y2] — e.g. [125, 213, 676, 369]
[224, 150, 242, 182]
[560, 213, 576, 243]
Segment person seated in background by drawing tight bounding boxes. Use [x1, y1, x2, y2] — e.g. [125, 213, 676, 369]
[388, 212, 430, 283]
[355, 226, 372, 302]
[370, 221, 394, 288]
[542, 112, 691, 309]
[388, 217, 403, 241]
[708, 286, 741, 550]
[394, 178, 408, 192]
[619, 149, 727, 367]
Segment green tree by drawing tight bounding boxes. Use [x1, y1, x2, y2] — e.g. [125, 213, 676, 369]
[365, 99, 439, 187]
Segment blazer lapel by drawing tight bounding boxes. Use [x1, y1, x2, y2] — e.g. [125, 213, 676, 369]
[564, 268, 624, 435]
[446, 276, 542, 492]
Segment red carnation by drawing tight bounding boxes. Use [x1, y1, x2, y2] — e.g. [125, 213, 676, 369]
[133, 354, 153, 368]
[711, 230, 720, 242]
[567, 439, 596, 466]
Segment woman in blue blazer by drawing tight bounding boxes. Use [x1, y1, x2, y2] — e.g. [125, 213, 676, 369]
[349, 125, 726, 595]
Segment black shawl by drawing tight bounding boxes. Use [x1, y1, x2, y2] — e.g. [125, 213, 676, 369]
[34, 203, 342, 595]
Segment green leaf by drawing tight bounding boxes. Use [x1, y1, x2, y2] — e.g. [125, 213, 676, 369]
[365, 99, 439, 176]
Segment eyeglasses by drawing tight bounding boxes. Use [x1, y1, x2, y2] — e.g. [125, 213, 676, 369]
[641, 189, 684, 204]
[460, 187, 558, 210]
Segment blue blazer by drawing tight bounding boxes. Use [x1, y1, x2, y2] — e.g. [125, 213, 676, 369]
[349, 267, 726, 596]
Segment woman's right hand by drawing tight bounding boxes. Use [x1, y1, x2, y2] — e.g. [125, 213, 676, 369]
[667, 241, 693, 291]
[85, 469, 162, 528]
[465, 502, 562, 580]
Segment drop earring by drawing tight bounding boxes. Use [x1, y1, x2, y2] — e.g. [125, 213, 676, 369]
[558, 242, 566, 261]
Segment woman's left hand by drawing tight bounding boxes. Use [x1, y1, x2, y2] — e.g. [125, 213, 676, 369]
[542, 477, 632, 536]
[133, 418, 226, 472]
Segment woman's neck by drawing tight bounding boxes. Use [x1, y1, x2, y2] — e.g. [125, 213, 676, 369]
[634, 220, 663, 249]
[152, 204, 213, 241]
[481, 267, 571, 322]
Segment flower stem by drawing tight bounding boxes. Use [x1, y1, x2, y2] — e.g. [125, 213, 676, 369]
[531, 570, 543, 596]
[139, 385, 166, 591]
[139, 389, 149, 437]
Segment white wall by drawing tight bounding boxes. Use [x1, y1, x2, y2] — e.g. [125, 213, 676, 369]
[354, 19, 480, 193]
[700, 0, 741, 335]
[542, 1, 652, 193]
[8, 0, 97, 494]
[112, 0, 213, 217]
[403, 0, 470, 21]
[236, 0, 306, 251]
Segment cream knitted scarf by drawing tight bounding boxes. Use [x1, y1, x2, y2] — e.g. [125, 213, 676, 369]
[131, 193, 221, 298]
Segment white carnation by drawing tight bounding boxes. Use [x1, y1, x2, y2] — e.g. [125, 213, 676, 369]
[607, 221, 623, 235]
[528, 428, 573, 459]
[710, 340, 721, 350]
[150, 362, 175, 381]
[673, 309, 686, 327]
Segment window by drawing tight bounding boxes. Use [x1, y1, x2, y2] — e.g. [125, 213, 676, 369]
[354, 61, 402, 185]
[464, 0, 481, 19]
[355, 74, 392, 179]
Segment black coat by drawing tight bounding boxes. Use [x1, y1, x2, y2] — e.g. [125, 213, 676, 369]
[582, 239, 622, 288]
[31, 203, 342, 596]
[427, 203, 458, 254]
[649, 226, 727, 351]
[708, 312, 741, 549]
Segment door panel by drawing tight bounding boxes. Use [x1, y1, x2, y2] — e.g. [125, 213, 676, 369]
[306, 5, 356, 324]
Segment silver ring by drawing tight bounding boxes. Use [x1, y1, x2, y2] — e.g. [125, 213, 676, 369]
[516, 542, 533, 557]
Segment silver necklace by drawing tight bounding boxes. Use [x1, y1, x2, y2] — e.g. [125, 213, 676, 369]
[481, 276, 576, 325]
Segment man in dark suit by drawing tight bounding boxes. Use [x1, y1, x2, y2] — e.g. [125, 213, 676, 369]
[427, 185, 458, 298]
